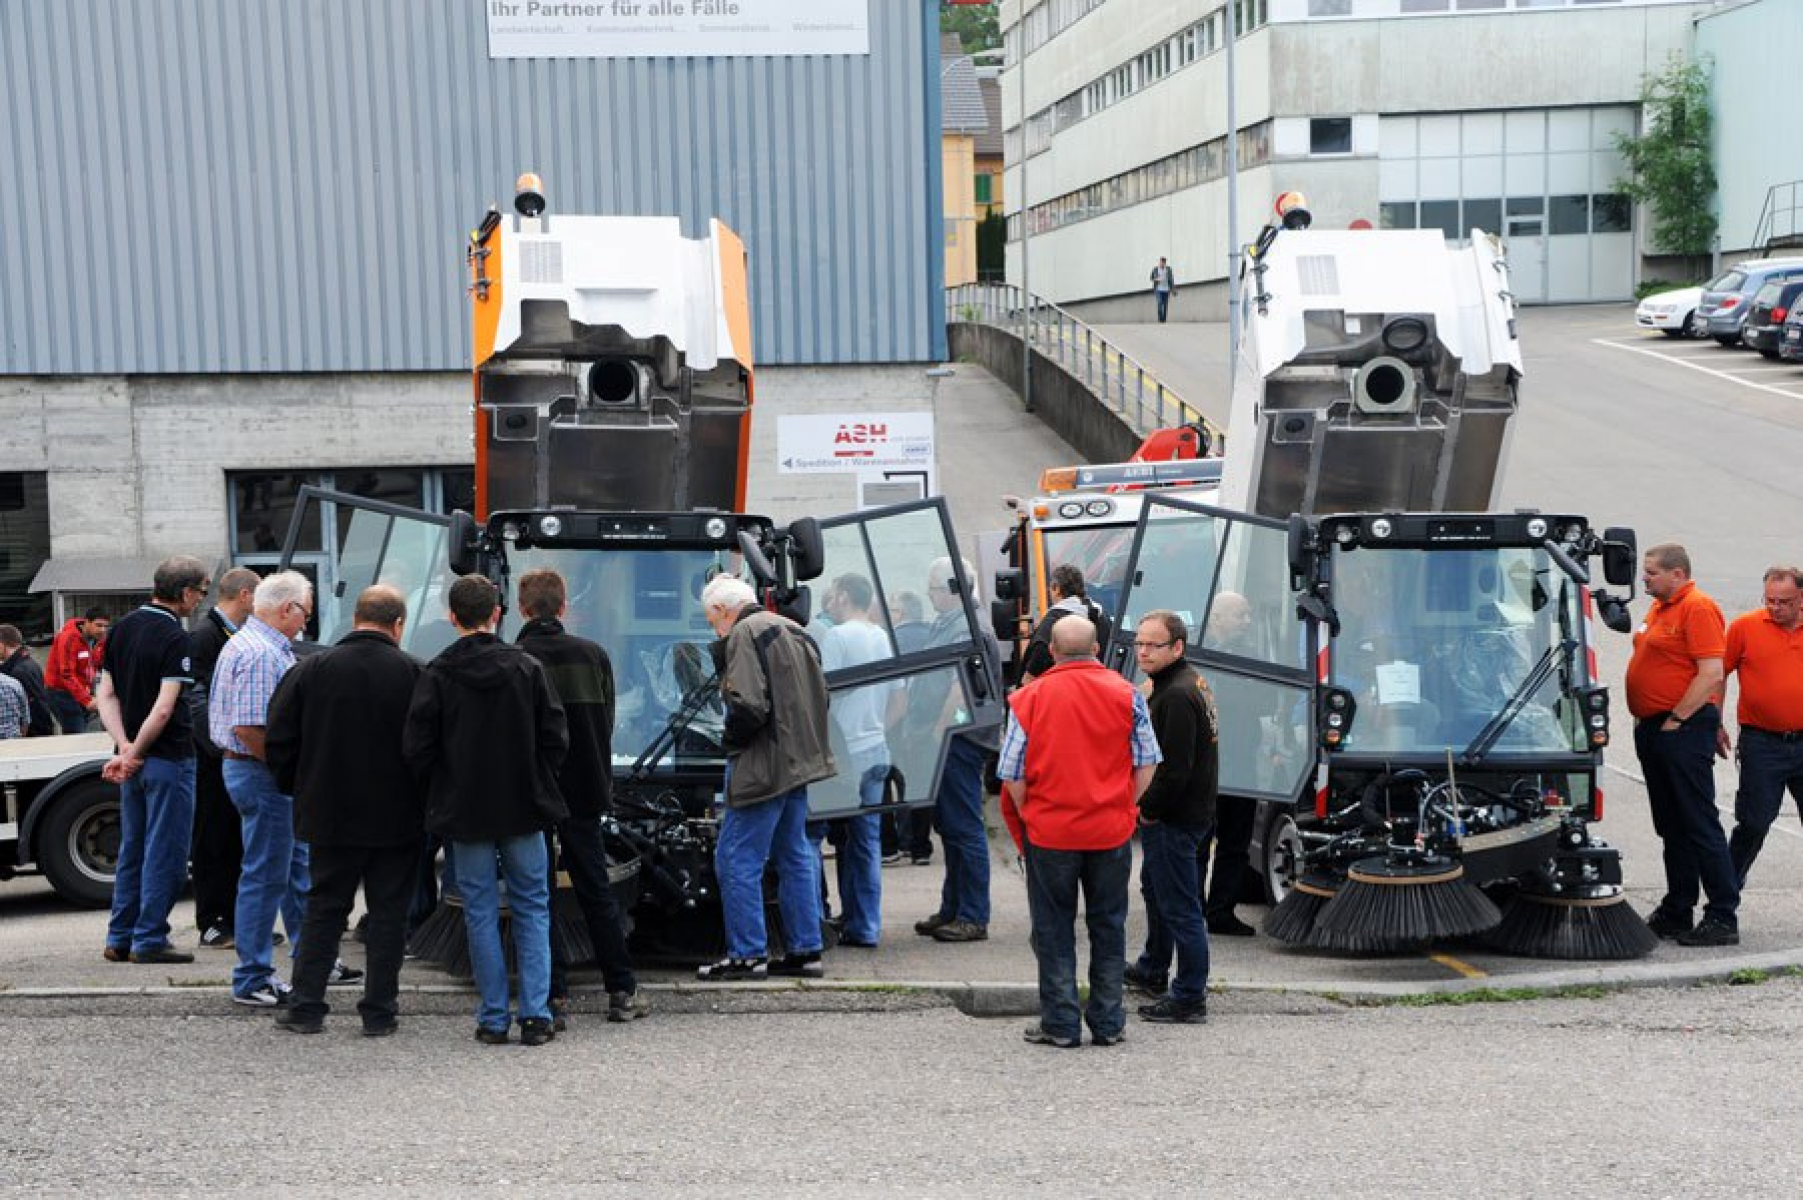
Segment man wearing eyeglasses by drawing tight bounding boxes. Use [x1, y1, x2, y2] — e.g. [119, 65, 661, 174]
[95, 556, 210, 966]
[211, 570, 360, 1007]
[1721, 566, 1803, 890]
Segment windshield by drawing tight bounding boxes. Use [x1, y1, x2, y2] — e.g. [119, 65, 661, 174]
[1040, 524, 1137, 621]
[503, 546, 742, 773]
[1705, 269, 1746, 293]
[1329, 547, 1590, 757]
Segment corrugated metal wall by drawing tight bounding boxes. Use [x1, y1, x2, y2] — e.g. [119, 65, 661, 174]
[0, 0, 943, 372]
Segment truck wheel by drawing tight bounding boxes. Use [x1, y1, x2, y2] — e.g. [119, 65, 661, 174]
[38, 778, 121, 908]
[1259, 807, 1303, 905]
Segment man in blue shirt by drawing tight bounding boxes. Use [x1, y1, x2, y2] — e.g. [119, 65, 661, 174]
[96, 556, 209, 965]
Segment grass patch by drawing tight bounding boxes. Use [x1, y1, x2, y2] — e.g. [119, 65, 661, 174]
[1379, 984, 1612, 1008]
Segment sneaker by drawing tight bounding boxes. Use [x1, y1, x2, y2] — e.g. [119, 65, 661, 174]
[550, 996, 569, 1033]
[769, 951, 825, 979]
[696, 956, 767, 982]
[102, 944, 130, 963]
[198, 925, 235, 950]
[130, 945, 196, 965]
[1645, 909, 1694, 939]
[1207, 914, 1257, 938]
[837, 934, 878, 949]
[881, 850, 907, 867]
[326, 960, 365, 987]
[911, 852, 934, 866]
[914, 913, 952, 937]
[362, 1020, 399, 1039]
[1022, 1023, 1081, 1049]
[1675, 918, 1740, 947]
[474, 1025, 510, 1045]
[273, 1010, 323, 1035]
[1123, 962, 1169, 995]
[272, 931, 286, 947]
[232, 980, 293, 1009]
[608, 990, 652, 1022]
[930, 919, 988, 943]
[1090, 1028, 1128, 1047]
[1139, 995, 1208, 1024]
[519, 1018, 556, 1047]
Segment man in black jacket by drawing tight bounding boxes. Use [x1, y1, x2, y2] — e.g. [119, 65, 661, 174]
[1126, 609, 1217, 1025]
[187, 567, 259, 949]
[515, 569, 647, 1026]
[0, 626, 55, 736]
[265, 585, 424, 1036]
[403, 574, 568, 1046]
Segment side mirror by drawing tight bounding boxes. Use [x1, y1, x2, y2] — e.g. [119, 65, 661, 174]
[994, 568, 1023, 603]
[772, 584, 811, 627]
[1287, 513, 1313, 588]
[1595, 590, 1634, 634]
[785, 517, 825, 582]
[1602, 526, 1637, 588]
[990, 597, 1019, 643]
[738, 530, 778, 587]
[448, 510, 481, 577]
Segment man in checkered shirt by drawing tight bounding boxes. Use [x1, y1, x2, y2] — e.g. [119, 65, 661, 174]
[0, 670, 28, 739]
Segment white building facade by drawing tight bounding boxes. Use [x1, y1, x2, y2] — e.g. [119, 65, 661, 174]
[1001, 0, 1718, 320]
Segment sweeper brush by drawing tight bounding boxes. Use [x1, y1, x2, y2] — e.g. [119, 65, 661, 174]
[1264, 873, 1339, 946]
[1315, 855, 1502, 945]
[1479, 887, 1658, 960]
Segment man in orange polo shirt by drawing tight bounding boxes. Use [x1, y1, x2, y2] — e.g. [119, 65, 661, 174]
[1625, 542, 1739, 946]
[1721, 566, 1803, 888]
[998, 616, 1161, 1048]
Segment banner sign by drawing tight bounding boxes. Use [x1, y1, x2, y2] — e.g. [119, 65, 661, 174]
[778, 413, 934, 475]
[486, 0, 870, 59]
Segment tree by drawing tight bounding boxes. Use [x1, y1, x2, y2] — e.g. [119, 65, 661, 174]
[1613, 56, 1717, 271]
[940, 2, 999, 55]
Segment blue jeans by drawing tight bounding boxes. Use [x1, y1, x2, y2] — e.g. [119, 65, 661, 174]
[1024, 838, 1132, 1042]
[225, 759, 309, 996]
[451, 834, 552, 1032]
[1635, 706, 1739, 925]
[1135, 822, 1212, 1004]
[832, 752, 888, 944]
[932, 736, 991, 925]
[47, 690, 89, 735]
[1729, 727, 1803, 887]
[106, 755, 197, 954]
[716, 785, 823, 960]
[1155, 290, 1170, 322]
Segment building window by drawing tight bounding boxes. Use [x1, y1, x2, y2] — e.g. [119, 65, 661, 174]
[1310, 117, 1353, 155]
[1308, 0, 1353, 14]
[232, 471, 324, 554]
[975, 174, 994, 205]
[1549, 194, 1590, 235]
[1419, 200, 1461, 240]
[1591, 193, 1632, 233]
[0, 472, 51, 636]
[1462, 198, 1503, 236]
[1380, 202, 1417, 230]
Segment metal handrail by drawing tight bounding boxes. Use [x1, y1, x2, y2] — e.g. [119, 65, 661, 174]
[946, 282, 1221, 449]
[1753, 180, 1803, 255]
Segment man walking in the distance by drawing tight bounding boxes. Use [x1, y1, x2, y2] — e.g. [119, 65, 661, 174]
[1149, 256, 1176, 323]
[1626, 543, 1739, 947]
[1720, 566, 1803, 889]
[1000, 616, 1160, 1048]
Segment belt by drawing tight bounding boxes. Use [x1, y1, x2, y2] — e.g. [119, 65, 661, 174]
[222, 750, 259, 762]
[1742, 726, 1803, 743]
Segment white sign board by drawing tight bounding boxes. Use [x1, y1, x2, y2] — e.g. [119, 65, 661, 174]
[486, 0, 870, 59]
[779, 412, 935, 476]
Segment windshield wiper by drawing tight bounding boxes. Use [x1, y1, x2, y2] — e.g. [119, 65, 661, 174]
[1460, 638, 1574, 766]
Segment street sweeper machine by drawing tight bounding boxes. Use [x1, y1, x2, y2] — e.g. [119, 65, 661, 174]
[1097, 195, 1655, 959]
[282, 177, 1001, 961]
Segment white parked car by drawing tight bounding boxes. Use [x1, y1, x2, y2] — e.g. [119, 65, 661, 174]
[1635, 286, 1706, 338]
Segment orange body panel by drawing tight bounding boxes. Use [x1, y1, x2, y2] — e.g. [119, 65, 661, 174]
[715, 222, 755, 513]
[469, 227, 505, 521]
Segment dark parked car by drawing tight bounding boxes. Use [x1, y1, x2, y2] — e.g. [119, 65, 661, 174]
[1699, 258, 1803, 345]
[1781, 300, 1803, 363]
[1742, 279, 1803, 358]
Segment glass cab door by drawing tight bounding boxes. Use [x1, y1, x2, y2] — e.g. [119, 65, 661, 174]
[804, 498, 1004, 821]
[1110, 494, 1315, 806]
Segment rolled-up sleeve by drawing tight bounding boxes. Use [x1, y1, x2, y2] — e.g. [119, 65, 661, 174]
[996, 712, 1028, 781]
[1129, 693, 1162, 767]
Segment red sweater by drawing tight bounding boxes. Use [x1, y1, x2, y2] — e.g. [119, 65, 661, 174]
[1003, 659, 1141, 852]
[45, 620, 102, 708]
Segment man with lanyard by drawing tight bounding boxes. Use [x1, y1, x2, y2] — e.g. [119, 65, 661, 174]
[96, 557, 209, 965]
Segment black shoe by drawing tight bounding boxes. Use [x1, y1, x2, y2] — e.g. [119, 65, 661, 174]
[474, 1025, 510, 1045]
[1140, 995, 1208, 1024]
[930, 919, 988, 943]
[1645, 909, 1694, 939]
[1207, 914, 1257, 938]
[519, 1018, 556, 1047]
[914, 913, 952, 937]
[198, 925, 235, 950]
[837, 934, 878, 949]
[1090, 1028, 1128, 1047]
[549, 996, 569, 1033]
[326, 960, 365, 986]
[769, 951, 824, 979]
[130, 945, 196, 965]
[1022, 1023, 1081, 1049]
[696, 956, 767, 982]
[362, 1020, 399, 1039]
[1123, 962, 1169, 995]
[102, 944, 130, 963]
[274, 1010, 323, 1035]
[608, 990, 651, 1022]
[911, 852, 934, 866]
[1675, 918, 1740, 947]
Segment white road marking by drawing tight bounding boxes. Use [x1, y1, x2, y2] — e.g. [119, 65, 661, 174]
[1592, 338, 1803, 399]
[1605, 756, 1803, 841]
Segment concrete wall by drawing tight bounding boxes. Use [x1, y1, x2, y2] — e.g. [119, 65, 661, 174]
[948, 323, 1140, 465]
[1697, 0, 1803, 255]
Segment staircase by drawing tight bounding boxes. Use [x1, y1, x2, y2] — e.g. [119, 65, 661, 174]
[1753, 181, 1803, 254]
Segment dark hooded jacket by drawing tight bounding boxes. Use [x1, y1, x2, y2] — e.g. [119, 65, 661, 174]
[402, 631, 569, 841]
[267, 630, 425, 846]
[515, 617, 614, 819]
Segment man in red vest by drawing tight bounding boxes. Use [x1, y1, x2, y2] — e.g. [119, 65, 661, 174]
[999, 616, 1160, 1049]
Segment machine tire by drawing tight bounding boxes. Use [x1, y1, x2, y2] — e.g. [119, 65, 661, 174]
[1683, 310, 1706, 338]
[37, 778, 121, 908]
[1258, 806, 1304, 905]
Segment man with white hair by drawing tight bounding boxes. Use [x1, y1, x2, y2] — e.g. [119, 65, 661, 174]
[212, 570, 360, 1007]
[695, 574, 835, 981]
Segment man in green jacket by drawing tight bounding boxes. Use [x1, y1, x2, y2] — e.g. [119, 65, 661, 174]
[696, 575, 835, 982]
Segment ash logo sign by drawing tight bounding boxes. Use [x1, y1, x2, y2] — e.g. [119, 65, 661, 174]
[779, 413, 935, 475]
